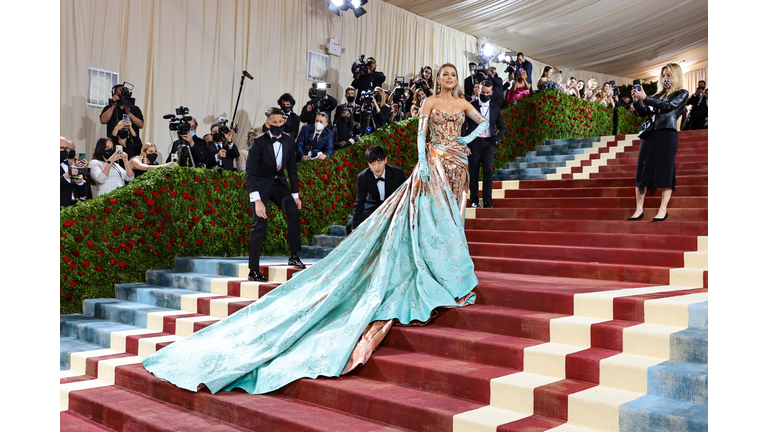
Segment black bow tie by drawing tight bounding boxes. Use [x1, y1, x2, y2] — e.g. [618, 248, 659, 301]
[270, 135, 280, 142]
[376, 177, 385, 182]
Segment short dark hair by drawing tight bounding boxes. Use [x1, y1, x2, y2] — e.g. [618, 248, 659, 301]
[570, 77, 576, 81]
[481, 80, 494, 88]
[517, 52, 524, 58]
[265, 107, 285, 118]
[277, 93, 295, 106]
[345, 86, 357, 95]
[698, 80, 706, 85]
[366, 145, 387, 163]
[469, 62, 477, 66]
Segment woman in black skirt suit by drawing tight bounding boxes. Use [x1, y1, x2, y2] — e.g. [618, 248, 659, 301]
[628, 63, 689, 221]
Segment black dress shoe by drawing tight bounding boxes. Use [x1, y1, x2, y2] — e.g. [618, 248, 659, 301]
[288, 254, 306, 269]
[627, 212, 644, 221]
[652, 212, 669, 222]
[485, 205, 494, 208]
[248, 269, 269, 282]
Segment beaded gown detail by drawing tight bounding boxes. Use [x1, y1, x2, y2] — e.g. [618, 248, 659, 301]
[142, 109, 485, 395]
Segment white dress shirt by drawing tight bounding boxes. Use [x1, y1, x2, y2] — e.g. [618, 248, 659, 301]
[478, 100, 491, 137]
[249, 132, 299, 202]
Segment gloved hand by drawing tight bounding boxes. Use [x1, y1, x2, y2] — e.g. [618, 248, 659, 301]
[417, 133, 429, 182]
[457, 119, 489, 145]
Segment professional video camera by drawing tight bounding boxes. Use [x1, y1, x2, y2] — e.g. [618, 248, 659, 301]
[610, 80, 619, 98]
[165, 106, 193, 139]
[310, 82, 332, 112]
[216, 116, 238, 135]
[392, 77, 408, 104]
[351, 54, 373, 76]
[113, 82, 136, 108]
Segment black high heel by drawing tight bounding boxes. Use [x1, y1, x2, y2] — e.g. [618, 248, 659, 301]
[627, 212, 644, 221]
[652, 212, 669, 222]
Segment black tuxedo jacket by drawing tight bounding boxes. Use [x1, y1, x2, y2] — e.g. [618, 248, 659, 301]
[60, 164, 88, 207]
[462, 100, 506, 145]
[351, 165, 407, 229]
[464, 75, 477, 96]
[205, 141, 240, 171]
[246, 132, 299, 199]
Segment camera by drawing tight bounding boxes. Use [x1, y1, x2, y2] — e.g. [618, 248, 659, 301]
[358, 90, 378, 135]
[310, 82, 332, 112]
[166, 106, 192, 139]
[68, 165, 90, 177]
[392, 77, 408, 104]
[114, 82, 136, 108]
[351, 54, 372, 76]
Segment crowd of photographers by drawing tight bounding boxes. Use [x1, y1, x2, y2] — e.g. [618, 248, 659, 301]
[61, 55, 707, 208]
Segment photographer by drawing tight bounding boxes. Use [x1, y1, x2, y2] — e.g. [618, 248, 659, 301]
[504, 52, 533, 86]
[371, 88, 393, 130]
[464, 62, 478, 95]
[334, 87, 360, 128]
[100, 84, 144, 141]
[60, 137, 89, 207]
[299, 87, 338, 126]
[110, 117, 142, 158]
[410, 66, 433, 97]
[351, 56, 386, 102]
[297, 112, 334, 162]
[686, 80, 708, 130]
[485, 66, 505, 107]
[167, 117, 208, 167]
[278, 93, 302, 138]
[89, 137, 134, 197]
[205, 123, 240, 171]
[334, 107, 361, 150]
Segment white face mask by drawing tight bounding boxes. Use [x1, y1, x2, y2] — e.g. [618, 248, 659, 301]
[315, 122, 325, 131]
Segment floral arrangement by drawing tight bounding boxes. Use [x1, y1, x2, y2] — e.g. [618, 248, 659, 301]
[60, 91, 641, 314]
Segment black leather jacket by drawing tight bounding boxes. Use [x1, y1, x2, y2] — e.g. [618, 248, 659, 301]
[633, 89, 689, 137]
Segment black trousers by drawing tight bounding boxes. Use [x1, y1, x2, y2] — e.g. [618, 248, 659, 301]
[249, 178, 301, 270]
[468, 137, 495, 206]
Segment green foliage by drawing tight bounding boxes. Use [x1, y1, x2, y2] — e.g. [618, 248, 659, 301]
[59, 92, 640, 314]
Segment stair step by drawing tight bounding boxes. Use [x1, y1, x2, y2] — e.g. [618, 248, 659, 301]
[647, 360, 708, 404]
[619, 394, 708, 432]
[465, 218, 708, 236]
[469, 242, 685, 267]
[60, 410, 118, 431]
[466, 230, 698, 251]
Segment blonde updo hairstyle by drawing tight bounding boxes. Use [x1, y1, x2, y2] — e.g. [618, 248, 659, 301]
[433, 63, 462, 98]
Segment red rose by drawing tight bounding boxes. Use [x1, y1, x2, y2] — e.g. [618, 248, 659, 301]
[83, 228, 90, 235]
[134, 189, 143, 196]
[275, 229, 281, 235]
[195, 239, 202, 245]
[118, 261, 127, 268]
[86, 241, 95, 247]
[136, 211, 144, 219]
[66, 292, 74, 300]
[152, 232, 160, 238]
[104, 207, 111, 214]
[209, 221, 216, 227]
[95, 265, 102, 272]
[109, 258, 117, 265]
[171, 192, 178, 198]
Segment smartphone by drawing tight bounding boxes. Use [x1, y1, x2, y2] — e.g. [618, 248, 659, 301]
[171, 153, 179, 163]
[78, 152, 86, 161]
[116, 145, 123, 155]
[122, 114, 130, 121]
[633, 79, 642, 91]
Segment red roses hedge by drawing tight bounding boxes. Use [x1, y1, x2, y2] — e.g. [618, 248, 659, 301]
[59, 91, 640, 314]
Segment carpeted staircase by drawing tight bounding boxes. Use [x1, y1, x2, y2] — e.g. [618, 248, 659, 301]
[60, 130, 708, 432]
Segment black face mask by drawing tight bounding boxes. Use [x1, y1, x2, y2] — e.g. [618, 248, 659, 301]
[269, 123, 284, 137]
[117, 129, 129, 139]
[146, 153, 158, 163]
[282, 105, 292, 114]
[374, 95, 382, 103]
[61, 150, 69, 161]
[104, 148, 115, 159]
[346, 96, 355, 103]
[212, 132, 224, 143]
[479, 94, 491, 103]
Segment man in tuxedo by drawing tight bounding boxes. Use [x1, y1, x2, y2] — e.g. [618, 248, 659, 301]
[347, 145, 407, 235]
[686, 81, 708, 130]
[245, 107, 305, 282]
[462, 81, 506, 208]
[486, 67, 506, 108]
[505, 52, 533, 86]
[205, 123, 240, 171]
[167, 117, 208, 167]
[296, 112, 334, 162]
[464, 62, 478, 96]
[60, 137, 88, 207]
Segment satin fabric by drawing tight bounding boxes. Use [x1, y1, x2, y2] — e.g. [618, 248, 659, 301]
[142, 110, 479, 395]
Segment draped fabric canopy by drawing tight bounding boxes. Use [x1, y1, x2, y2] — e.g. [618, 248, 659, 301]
[382, 0, 708, 81]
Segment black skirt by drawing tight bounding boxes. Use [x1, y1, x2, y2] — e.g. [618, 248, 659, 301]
[635, 128, 677, 194]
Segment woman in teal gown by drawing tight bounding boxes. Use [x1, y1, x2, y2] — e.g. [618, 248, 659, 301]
[142, 63, 491, 395]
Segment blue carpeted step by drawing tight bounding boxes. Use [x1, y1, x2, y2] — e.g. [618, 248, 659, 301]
[171, 257, 247, 277]
[647, 360, 708, 405]
[669, 328, 708, 364]
[689, 301, 708, 330]
[510, 154, 578, 165]
[495, 167, 559, 176]
[300, 245, 336, 259]
[60, 336, 107, 370]
[493, 173, 549, 181]
[329, 225, 347, 236]
[83, 298, 174, 329]
[114, 284, 202, 310]
[620, 394, 708, 432]
[509, 161, 575, 170]
[144, 270, 231, 293]
[60, 315, 143, 349]
[311, 234, 347, 248]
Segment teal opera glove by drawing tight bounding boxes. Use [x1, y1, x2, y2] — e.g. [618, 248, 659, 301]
[417, 133, 430, 182]
[457, 118, 489, 145]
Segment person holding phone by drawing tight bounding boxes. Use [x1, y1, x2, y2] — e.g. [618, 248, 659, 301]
[89, 137, 134, 197]
[100, 84, 144, 141]
[628, 63, 689, 221]
[60, 137, 89, 207]
[129, 143, 175, 178]
[110, 116, 142, 158]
